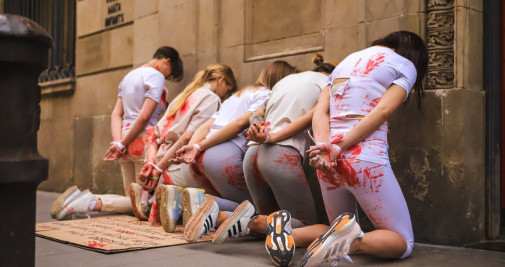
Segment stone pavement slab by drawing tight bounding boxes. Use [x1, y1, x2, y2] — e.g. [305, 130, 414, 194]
[36, 191, 505, 267]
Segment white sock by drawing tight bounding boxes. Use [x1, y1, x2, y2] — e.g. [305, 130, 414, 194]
[141, 190, 149, 204]
[88, 200, 97, 211]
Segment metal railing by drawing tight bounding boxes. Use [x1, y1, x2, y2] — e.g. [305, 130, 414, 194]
[4, 0, 75, 82]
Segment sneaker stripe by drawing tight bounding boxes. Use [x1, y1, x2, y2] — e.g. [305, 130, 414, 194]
[237, 220, 242, 233]
[208, 215, 213, 228]
[228, 229, 232, 238]
[232, 225, 237, 236]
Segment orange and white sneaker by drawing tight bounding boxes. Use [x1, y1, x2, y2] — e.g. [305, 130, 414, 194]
[266, 210, 295, 267]
[300, 212, 364, 267]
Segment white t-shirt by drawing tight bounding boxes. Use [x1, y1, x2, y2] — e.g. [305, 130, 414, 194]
[118, 66, 167, 130]
[207, 86, 270, 152]
[326, 46, 417, 165]
[251, 71, 328, 158]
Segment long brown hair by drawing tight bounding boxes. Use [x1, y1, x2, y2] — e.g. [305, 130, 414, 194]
[371, 31, 428, 106]
[167, 64, 236, 117]
[235, 61, 298, 96]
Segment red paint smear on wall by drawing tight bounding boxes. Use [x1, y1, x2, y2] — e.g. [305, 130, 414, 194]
[128, 137, 145, 156]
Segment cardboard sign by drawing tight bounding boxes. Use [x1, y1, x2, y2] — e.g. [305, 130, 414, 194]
[36, 215, 213, 253]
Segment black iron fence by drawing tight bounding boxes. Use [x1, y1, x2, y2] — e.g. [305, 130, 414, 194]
[4, 0, 75, 82]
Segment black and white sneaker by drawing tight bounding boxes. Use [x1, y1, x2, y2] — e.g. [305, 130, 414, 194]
[212, 200, 258, 244]
[184, 194, 219, 242]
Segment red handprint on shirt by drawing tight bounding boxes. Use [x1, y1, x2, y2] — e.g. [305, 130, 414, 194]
[351, 52, 386, 77]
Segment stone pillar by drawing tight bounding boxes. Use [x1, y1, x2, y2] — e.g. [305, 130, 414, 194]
[0, 14, 51, 266]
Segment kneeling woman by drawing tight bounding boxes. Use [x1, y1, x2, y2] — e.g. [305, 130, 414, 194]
[299, 31, 428, 266]
[175, 61, 297, 241]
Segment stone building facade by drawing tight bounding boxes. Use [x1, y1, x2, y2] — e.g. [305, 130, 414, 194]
[3, 0, 498, 248]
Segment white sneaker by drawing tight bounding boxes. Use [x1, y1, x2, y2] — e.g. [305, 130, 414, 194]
[159, 185, 183, 233]
[300, 212, 364, 267]
[57, 189, 95, 220]
[50, 185, 81, 219]
[181, 187, 205, 226]
[184, 194, 219, 242]
[212, 200, 258, 244]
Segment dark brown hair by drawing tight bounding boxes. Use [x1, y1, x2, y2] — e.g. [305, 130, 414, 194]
[153, 46, 184, 82]
[372, 31, 428, 105]
[311, 53, 335, 74]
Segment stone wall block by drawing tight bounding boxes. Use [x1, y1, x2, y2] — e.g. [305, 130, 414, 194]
[455, 0, 483, 11]
[363, 0, 404, 22]
[364, 17, 402, 46]
[406, 0, 426, 14]
[92, 115, 123, 194]
[196, 0, 217, 55]
[218, 45, 252, 89]
[134, 0, 158, 19]
[324, 25, 359, 64]
[324, 0, 359, 28]
[220, 0, 245, 47]
[71, 117, 94, 191]
[454, 7, 483, 90]
[159, 1, 195, 56]
[76, 32, 111, 76]
[38, 116, 73, 191]
[110, 25, 134, 68]
[38, 95, 74, 192]
[76, 0, 104, 37]
[442, 89, 485, 165]
[133, 13, 160, 66]
[74, 68, 130, 117]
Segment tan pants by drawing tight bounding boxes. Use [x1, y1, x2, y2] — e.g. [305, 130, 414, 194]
[97, 129, 146, 213]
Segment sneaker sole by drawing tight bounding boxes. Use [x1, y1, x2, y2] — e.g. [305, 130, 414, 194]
[182, 189, 202, 226]
[160, 186, 178, 233]
[266, 210, 295, 267]
[184, 195, 216, 242]
[129, 183, 148, 221]
[212, 200, 252, 244]
[300, 212, 357, 267]
[50, 185, 79, 219]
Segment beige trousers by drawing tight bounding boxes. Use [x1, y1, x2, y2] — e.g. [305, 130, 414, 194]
[97, 129, 146, 213]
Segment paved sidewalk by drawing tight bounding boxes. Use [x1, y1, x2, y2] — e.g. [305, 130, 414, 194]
[36, 190, 505, 267]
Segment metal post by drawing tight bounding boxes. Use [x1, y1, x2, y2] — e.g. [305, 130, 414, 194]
[0, 14, 52, 266]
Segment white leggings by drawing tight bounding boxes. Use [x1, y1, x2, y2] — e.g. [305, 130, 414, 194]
[317, 159, 413, 259]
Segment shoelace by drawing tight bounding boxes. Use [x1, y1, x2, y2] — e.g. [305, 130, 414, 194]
[329, 254, 353, 266]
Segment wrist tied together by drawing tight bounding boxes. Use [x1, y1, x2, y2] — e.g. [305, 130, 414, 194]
[111, 141, 126, 150]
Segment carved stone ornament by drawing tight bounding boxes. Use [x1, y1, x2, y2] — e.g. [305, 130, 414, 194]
[426, 0, 454, 89]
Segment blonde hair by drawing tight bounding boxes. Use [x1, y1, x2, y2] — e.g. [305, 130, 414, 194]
[167, 64, 236, 117]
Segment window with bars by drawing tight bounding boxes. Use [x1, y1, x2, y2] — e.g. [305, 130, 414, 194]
[4, 0, 75, 83]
